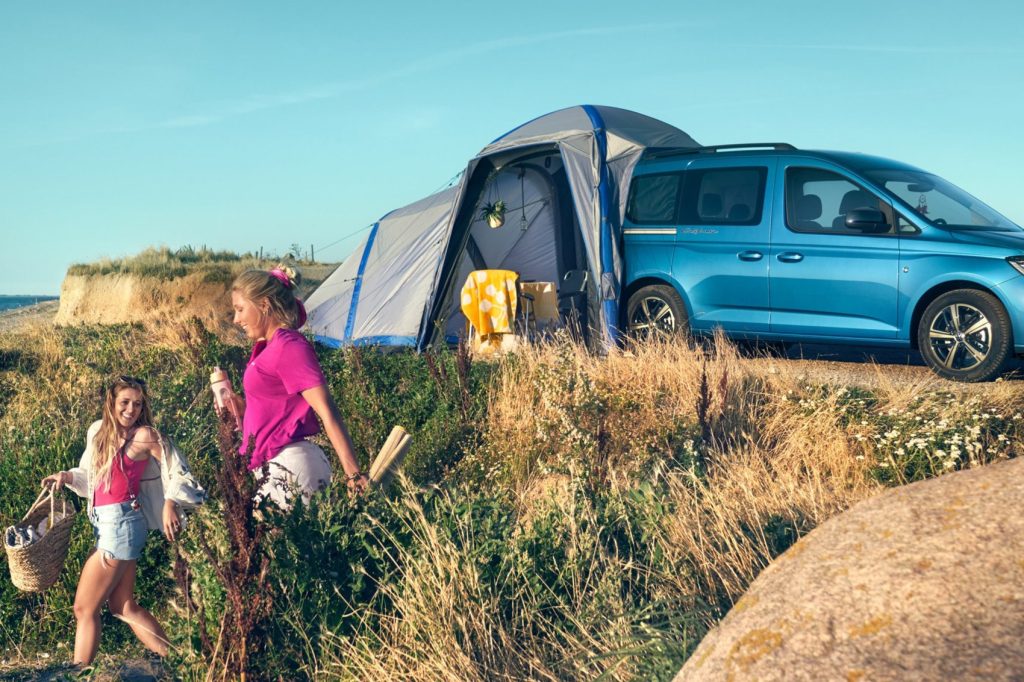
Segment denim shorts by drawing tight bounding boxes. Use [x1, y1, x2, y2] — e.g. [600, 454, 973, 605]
[90, 502, 147, 561]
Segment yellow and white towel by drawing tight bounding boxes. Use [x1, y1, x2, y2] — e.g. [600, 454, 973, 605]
[461, 270, 519, 349]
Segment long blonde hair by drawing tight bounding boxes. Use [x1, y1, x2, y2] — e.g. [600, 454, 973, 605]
[92, 376, 154, 491]
[232, 264, 305, 330]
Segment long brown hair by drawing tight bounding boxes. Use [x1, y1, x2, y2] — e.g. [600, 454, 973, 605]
[232, 264, 305, 330]
[92, 376, 154, 491]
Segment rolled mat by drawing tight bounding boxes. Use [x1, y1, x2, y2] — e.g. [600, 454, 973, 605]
[369, 426, 411, 490]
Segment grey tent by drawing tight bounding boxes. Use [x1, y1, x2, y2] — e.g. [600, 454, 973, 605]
[306, 105, 699, 350]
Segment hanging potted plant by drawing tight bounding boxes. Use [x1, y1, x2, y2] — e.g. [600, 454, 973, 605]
[481, 199, 506, 229]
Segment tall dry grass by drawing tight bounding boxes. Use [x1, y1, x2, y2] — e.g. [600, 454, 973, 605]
[317, 333, 1023, 680]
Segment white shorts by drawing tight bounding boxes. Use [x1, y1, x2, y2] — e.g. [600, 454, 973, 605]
[254, 440, 333, 509]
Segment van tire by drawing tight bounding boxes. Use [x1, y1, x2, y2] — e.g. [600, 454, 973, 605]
[917, 289, 1012, 382]
[626, 285, 689, 340]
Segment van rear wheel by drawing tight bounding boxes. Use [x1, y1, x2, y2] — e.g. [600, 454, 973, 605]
[917, 289, 1012, 382]
[626, 285, 688, 340]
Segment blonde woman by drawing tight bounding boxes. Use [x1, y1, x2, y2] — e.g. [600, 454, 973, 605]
[43, 375, 204, 665]
[229, 265, 367, 507]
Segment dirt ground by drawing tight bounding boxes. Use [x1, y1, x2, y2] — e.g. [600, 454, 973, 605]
[744, 341, 1024, 390]
[0, 656, 165, 681]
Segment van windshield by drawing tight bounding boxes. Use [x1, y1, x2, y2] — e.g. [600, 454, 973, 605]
[864, 169, 1021, 232]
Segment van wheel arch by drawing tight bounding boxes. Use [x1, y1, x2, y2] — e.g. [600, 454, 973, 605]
[916, 288, 1013, 381]
[909, 281, 1003, 350]
[622, 278, 691, 328]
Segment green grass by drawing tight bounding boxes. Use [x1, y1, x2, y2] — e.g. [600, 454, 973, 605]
[65, 245, 318, 281]
[0, 323, 1019, 680]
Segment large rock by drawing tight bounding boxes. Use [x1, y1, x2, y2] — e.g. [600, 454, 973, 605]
[676, 457, 1024, 682]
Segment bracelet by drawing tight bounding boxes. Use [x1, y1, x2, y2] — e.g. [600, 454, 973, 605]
[345, 471, 364, 481]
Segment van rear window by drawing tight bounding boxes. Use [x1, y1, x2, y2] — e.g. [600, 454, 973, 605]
[679, 167, 767, 226]
[626, 173, 683, 224]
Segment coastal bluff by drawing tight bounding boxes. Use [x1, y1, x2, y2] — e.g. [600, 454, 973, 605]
[55, 272, 234, 328]
[54, 264, 335, 329]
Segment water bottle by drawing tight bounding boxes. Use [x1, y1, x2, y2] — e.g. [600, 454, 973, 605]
[210, 367, 242, 431]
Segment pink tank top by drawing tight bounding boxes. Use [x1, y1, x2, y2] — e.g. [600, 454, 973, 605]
[93, 442, 148, 508]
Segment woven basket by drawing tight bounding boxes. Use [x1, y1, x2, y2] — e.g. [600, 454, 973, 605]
[5, 487, 77, 592]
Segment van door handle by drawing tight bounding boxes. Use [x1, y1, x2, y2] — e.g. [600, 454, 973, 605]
[737, 251, 763, 261]
[777, 252, 804, 263]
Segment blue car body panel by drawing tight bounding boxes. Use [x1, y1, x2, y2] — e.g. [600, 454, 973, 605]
[622, 148, 1024, 353]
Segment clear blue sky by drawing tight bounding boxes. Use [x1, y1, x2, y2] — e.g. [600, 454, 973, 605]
[3, 1, 1023, 295]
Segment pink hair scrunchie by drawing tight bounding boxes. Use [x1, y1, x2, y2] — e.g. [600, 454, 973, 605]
[268, 268, 307, 328]
[268, 269, 293, 288]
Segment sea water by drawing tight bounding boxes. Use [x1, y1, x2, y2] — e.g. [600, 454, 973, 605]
[0, 295, 59, 312]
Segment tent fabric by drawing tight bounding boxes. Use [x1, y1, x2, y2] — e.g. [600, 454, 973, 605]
[306, 105, 699, 350]
[307, 186, 459, 346]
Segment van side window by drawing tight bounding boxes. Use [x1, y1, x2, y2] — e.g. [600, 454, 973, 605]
[786, 167, 894, 235]
[626, 173, 683, 224]
[679, 167, 766, 226]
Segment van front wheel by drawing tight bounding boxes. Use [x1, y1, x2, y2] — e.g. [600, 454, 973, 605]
[917, 289, 1012, 382]
[626, 285, 688, 340]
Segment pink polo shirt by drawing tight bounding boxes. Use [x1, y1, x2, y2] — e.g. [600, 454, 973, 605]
[241, 328, 326, 470]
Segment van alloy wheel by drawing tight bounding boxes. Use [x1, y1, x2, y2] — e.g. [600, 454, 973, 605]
[927, 303, 991, 371]
[917, 289, 1012, 382]
[625, 284, 688, 340]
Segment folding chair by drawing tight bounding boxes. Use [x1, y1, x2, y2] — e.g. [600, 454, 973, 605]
[557, 269, 589, 334]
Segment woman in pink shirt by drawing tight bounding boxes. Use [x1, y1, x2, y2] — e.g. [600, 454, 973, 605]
[230, 265, 367, 506]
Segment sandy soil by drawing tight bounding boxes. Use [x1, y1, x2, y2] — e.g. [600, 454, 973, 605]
[742, 341, 1024, 390]
[0, 300, 60, 334]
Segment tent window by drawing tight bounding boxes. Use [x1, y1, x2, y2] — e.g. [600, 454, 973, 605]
[626, 173, 683, 224]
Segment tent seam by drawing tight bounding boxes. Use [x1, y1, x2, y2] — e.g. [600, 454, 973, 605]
[344, 222, 380, 342]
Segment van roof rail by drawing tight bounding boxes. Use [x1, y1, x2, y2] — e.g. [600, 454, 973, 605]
[647, 143, 797, 158]
[699, 143, 797, 153]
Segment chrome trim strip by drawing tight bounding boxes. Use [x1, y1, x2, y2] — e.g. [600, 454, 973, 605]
[623, 228, 677, 235]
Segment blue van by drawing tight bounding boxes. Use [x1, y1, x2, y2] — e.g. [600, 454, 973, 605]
[622, 144, 1024, 382]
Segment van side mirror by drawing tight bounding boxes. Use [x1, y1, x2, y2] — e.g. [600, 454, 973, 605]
[845, 208, 890, 233]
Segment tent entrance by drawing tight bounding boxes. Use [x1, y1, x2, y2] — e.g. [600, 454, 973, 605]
[440, 150, 589, 341]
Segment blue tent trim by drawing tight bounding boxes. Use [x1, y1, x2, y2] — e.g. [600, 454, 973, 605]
[344, 221, 380, 342]
[352, 335, 417, 347]
[582, 105, 619, 342]
[315, 334, 417, 348]
[314, 334, 343, 348]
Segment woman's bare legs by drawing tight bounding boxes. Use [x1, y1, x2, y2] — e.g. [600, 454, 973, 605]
[106, 561, 169, 656]
[72, 552, 131, 664]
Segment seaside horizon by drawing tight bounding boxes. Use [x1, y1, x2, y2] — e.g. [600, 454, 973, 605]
[0, 295, 59, 313]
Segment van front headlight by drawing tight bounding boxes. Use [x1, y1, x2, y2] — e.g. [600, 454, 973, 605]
[1009, 256, 1024, 276]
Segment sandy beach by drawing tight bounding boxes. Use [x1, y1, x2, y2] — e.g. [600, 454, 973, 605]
[0, 300, 60, 333]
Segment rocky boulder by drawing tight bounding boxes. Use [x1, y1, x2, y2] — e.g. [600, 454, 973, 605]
[676, 457, 1024, 681]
